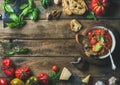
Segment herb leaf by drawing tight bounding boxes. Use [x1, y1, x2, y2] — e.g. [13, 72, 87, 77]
[86, 11, 97, 20]
[16, 48, 30, 54]
[20, 4, 28, 10]
[4, 4, 14, 12]
[6, 22, 18, 28]
[4, 51, 15, 56]
[10, 13, 19, 22]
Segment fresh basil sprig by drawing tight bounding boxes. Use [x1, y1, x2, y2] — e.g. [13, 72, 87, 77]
[86, 10, 97, 20]
[41, 0, 50, 8]
[0, 41, 30, 56]
[2, 0, 40, 28]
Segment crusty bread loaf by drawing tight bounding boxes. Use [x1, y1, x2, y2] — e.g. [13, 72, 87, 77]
[62, 0, 88, 15]
[62, 0, 73, 15]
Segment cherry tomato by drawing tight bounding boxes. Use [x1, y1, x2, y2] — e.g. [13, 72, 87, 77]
[0, 78, 9, 85]
[90, 38, 97, 45]
[100, 30, 106, 35]
[52, 65, 59, 72]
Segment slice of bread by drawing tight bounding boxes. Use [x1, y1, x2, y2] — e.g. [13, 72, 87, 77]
[62, 0, 88, 15]
[70, 19, 82, 32]
[62, 0, 73, 15]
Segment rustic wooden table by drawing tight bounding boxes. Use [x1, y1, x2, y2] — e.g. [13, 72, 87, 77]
[0, 0, 120, 85]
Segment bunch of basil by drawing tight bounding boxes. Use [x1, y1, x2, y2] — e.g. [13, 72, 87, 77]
[2, 0, 40, 28]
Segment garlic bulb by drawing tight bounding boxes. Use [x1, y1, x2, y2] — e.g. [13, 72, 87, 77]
[95, 81, 105, 85]
[108, 76, 117, 85]
[54, 0, 61, 5]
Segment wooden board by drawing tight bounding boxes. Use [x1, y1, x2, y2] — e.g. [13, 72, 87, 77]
[0, 20, 120, 39]
[0, 0, 120, 84]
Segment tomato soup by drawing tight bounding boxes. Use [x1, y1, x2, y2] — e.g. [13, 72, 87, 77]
[87, 28, 112, 56]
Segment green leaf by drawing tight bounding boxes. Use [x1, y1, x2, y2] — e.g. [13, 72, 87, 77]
[4, 4, 14, 12]
[45, 0, 50, 6]
[4, 51, 15, 56]
[96, 44, 103, 51]
[86, 11, 97, 20]
[20, 7, 33, 17]
[32, 8, 39, 20]
[41, 0, 46, 7]
[5, 0, 15, 3]
[10, 13, 19, 22]
[6, 22, 18, 28]
[28, 13, 34, 20]
[28, 0, 35, 8]
[16, 48, 29, 54]
[99, 36, 104, 42]
[20, 4, 28, 10]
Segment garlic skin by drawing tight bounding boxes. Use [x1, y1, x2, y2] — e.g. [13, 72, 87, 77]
[108, 76, 117, 85]
[95, 81, 105, 85]
[54, 0, 61, 5]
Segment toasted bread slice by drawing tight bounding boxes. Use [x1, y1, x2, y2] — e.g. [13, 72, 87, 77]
[62, 0, 72, 15]
[62, 0, 88, 15]
[69, 0, 87, 15]
[70, 19, 82, 32]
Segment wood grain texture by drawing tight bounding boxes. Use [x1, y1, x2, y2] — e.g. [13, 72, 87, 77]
[0, 20, 120, 39]
[12, 39, 82, 57]
[0, 0, 120, 84]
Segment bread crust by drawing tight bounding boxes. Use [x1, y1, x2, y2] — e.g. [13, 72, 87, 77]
[62, 0, 88, 15]
[70, 19, 82, 32]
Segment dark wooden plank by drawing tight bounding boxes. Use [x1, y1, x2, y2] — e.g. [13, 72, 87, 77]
[12, 39, 82, 57]
[0, 20, 120, 39]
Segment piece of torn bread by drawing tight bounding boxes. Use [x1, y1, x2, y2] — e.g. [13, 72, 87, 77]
[62, 0, 88, 15]
[70, 19, 82, 32]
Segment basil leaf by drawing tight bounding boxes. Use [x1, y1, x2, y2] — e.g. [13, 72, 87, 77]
[20, 7, 33, 17]
[45, 0, 50, 6]
[28, 0, 35, 8]
[86, 11, 97, 20]
[10, 13, 19, 22]
[32, 8, 39, 20]
[6, 22, 18, 28]
[28, 13, 34, 20]
[99, 36, 104, 42]
[4, 4, 14, 12]
[20, 4, 28, 10]
[5, 0, 15, 3]
[16, 48, 29, 54]
[4, 51, 15, 56]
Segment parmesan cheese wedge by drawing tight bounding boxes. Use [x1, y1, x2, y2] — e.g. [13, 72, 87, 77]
[82, 74, 91, 84]
[60, 67, 72, 80]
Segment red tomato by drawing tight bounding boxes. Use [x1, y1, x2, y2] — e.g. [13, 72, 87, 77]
[39, 73, 51, 85]
[100, 29, 106, 35]
[15, 66, 31, 80]
[0, 78, 9, 85]
[90, 38, 97, 45]
[52, 65, 59, 72]
[91, 0, 109, 16]
[2, 58, 15, 77]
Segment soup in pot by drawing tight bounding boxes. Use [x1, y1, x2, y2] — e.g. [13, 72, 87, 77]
[85, 28, 112, 57]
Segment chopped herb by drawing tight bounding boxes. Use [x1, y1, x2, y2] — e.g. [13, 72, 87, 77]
[86, 10, 97, 20]
[99, 36, 104, 42]
[50, 71, 61, 85]
[0, 41, 30, 56]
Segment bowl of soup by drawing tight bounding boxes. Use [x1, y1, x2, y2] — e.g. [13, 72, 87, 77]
[83, 26, 116, 59]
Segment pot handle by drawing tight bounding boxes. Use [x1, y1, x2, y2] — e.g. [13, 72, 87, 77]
[71, 57, 89, 71]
